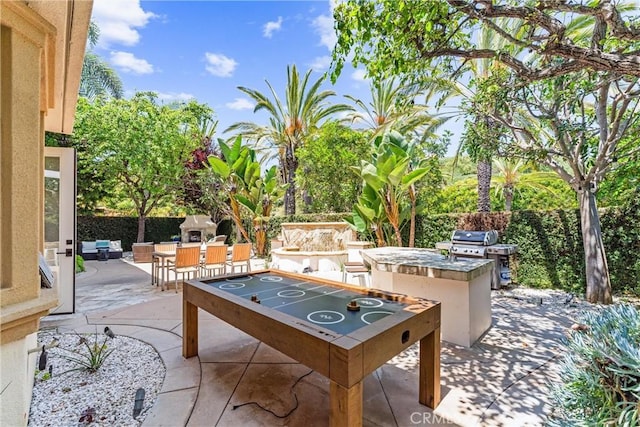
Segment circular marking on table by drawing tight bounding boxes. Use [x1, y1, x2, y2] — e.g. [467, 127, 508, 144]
[260, 276, 283, 282]
[219, 283, 246, 290]
[277, 289, 306, 298]
[307, 310, 345, 325]
[361, 311, 394, 325]
[353, 298, 383, 308]
[225, 276, 248, 282]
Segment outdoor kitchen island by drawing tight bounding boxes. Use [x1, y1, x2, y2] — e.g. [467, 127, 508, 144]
[361, 247, 494, 347]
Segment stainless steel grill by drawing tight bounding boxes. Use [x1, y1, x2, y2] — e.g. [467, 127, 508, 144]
[435, 230, 517, 289]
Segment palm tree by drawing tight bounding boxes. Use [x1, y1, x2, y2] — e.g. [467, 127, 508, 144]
[225, 65, 353, 215]
[491, 158, 560, 211]
[346, 78, 445, 138]
[79, 21, 123, 100]
[432, 19, 525, 213]
[450, 158, 563, 211]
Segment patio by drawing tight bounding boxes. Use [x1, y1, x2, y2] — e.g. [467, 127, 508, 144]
[38, 257, 587, 426]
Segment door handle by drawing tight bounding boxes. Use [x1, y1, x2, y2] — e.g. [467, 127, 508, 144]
[56, 249, 73, 257]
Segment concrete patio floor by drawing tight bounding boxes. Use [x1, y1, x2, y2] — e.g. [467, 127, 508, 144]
[40, 257, 577, 426]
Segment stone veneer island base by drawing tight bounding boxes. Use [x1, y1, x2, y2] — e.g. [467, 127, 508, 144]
[362, 247, 494, 347]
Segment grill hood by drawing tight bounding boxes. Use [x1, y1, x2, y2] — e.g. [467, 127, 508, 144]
[450, 230, 499, 246]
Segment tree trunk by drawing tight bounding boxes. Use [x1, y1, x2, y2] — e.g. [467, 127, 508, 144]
[578, 187, 612, 304]
[137, 213, 146, 243]
[477, 158, 492, 212]
[284, 144, 297, 215]
[408, 185, 416, 247]
[229, 196, 250, 243]
[253, 217, 267, 257]
[374, 225, 386, 247]
[504, 185, 514, 212]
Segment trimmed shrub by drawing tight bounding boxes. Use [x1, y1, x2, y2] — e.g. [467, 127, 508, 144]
[549, 305, 640, 426]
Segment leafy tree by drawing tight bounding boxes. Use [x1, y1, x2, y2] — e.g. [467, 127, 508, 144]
[45, 22, 123, 213]
[598, 133, 640, 207]
[331, 0, 640, 303]
[226, 64, 353, 215]
[72, 93, 212, 242]
[296, 122, 371, 213]
[331, 0, 640, 82]
[177, 115, 229, 224]
[79, 22, 123, 100]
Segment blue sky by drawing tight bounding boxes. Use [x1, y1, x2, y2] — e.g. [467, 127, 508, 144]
[90, 0, 462, 153]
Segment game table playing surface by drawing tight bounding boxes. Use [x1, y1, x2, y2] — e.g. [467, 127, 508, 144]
[183, 269, 441, 426]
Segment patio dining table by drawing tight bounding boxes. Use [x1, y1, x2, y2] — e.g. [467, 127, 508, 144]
[152, 245, 231, 288]
[152, 250, 178, 289]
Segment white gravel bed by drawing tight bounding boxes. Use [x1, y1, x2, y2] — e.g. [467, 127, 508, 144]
[29, 329, 165, 427]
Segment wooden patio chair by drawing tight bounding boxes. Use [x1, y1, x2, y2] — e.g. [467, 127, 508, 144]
[201, 244, 228, 277]
[152, 242, 177, 287]
[227, 243, 252, 274]
[208, 234, 227, 244]
[132, 242, 154, 263]
[166, 246, 200, 292]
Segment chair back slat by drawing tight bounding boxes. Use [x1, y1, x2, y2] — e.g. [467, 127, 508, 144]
[181, 242, 202, 248]
[175, 246, 201, 268]
[154, 242, 177, 252]
[205, 244, 228, 265]
[231, 243, 252, 262]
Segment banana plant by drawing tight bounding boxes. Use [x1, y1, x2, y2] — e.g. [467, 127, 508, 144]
[349, 131, 431, 247]
[344, 182, 387, 247]
[208, 136, 287, 256]
[234, 164, 287, 257]
[207, 136, 254, 243]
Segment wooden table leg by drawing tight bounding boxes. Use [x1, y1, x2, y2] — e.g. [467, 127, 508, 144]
[419, 327, 441, 409]
[330, 380, 362, 427]
[183, 299, 198, 358]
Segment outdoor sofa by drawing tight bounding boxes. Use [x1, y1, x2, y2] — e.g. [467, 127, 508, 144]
[80, 240, 123, 260]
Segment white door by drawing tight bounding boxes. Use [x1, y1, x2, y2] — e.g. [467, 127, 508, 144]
[44, 147, 76, 314]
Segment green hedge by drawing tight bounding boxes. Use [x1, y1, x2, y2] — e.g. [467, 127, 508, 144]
[77, 216, 142, 251]
[77, 216, 232, 251]
[77, 199, 640, 295]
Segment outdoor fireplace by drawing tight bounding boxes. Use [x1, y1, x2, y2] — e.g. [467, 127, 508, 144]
[179, 215, 216, 243]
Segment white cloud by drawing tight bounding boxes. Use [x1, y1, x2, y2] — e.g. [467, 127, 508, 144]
[312, 1, 341, 51]
[92, 0, 157, 47]
[226, 98, 254, 110]
[263, 16, 283, 38]
[309, 55, 332, 71]
[155, 92, 195, 102]
[204, 53, 238, 77]
[351, 69, 367, 82]
[110, 51, 154, 74]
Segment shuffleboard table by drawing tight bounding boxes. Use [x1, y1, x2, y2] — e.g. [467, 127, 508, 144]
[182, 269, 441, 426]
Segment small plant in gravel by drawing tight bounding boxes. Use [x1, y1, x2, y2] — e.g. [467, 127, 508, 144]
[58, 330, 115, 373]
[549, 304, 640, 426]
[34, 370, 51, 382]
[75, 255, 85, 273]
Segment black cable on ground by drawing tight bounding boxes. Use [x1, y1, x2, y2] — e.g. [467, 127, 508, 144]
[232, 370, 314, 419]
